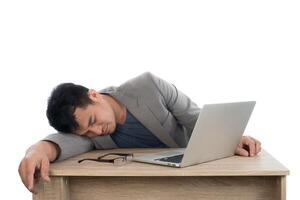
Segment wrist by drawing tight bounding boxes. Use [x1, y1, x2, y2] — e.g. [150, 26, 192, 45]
[27, 141, 59, 162]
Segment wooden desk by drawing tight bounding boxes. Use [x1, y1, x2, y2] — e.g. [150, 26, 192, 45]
[33, 148, 289, 200]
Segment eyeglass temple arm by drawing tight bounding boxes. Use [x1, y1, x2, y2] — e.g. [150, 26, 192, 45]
[78, 158, 114, 163]
[97, 153, 133, 159]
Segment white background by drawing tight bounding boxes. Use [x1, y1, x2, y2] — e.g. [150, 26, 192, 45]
[0, 0, 299, 199]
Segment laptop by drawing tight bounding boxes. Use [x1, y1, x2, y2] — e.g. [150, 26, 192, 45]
[133, 101, 256, 168]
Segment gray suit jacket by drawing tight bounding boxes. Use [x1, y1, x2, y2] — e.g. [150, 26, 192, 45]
[44, 72, 201, 161]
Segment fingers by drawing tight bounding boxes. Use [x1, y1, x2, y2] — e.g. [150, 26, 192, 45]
[18, 161, 29, 190]
[32, 168, 41, 194]
[256, 142, 261, 154]
[28, 162, 41, 193]
[40, 158, 50, 182]
[245, 136, 256, 157]
[18, 156, 51, 194]
[235, 146, 249, 157]
[249, 136, 262, 155]
[18, 158, 36, 193]
[243, 136, 262, 157]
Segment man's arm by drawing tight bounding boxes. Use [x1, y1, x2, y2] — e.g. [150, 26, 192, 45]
[18, 141, 59, 194]
[19, 133, 95, 193]
[148, 72, 262, 156]
[148, 72, 201, 137]
[43, 133, 95, 161]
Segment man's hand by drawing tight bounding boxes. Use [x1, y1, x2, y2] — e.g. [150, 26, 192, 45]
[235, 136, 261, 157]
[18, 141, 59, 194]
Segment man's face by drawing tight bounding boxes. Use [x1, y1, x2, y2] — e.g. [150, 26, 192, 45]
[73, 89, 117, 137]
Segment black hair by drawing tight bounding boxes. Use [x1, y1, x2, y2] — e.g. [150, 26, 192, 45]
[46, 83, 93, 133]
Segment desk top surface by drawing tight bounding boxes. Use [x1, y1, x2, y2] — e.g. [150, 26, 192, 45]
[49, 148, 289, 177]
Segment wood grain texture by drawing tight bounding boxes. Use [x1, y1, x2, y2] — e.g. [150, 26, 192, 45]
[49, 148, 289, 177]
[33, 177, 69, 200]
[69, 176, 280, 200]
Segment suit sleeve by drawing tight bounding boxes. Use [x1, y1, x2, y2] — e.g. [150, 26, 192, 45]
[43, 133, 95, 161]
[148, 72, 201, 137]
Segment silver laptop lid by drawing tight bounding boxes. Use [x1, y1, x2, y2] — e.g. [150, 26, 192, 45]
[180, 101, 256, 167]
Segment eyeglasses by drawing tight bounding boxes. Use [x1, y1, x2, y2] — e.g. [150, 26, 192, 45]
[78, 153, 134, 166]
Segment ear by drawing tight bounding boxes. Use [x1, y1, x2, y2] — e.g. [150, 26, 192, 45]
[87, 89, 102, 102]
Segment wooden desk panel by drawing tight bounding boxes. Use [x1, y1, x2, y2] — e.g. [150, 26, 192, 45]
[33, 149, 289, 200]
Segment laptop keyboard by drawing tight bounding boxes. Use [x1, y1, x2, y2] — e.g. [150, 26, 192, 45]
[155, 154, 184, 163]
